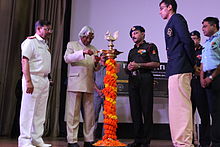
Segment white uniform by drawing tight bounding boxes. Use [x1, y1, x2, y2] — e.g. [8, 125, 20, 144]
[18, 34, 51, 147]
[64, 40, 97, 143]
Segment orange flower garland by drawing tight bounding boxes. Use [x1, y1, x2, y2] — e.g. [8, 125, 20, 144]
[93, 59, 126, 146]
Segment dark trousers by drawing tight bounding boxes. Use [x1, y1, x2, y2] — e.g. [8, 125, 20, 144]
[93, 92, 104, 138]
[191, 77, 211, 146]
[205, 74, 220, 147]
[128, 72, 153, 144]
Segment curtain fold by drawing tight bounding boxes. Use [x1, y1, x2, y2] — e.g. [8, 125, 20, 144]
[0, 0, 69, 137]
[0, 0, 35, 136]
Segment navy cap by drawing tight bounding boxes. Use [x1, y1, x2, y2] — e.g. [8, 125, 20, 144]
[190, 30, 200, 38]
[129, 26, 145, 38]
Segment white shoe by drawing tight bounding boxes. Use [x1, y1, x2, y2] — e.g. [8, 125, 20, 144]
[19, 145, 36, 147]
[35, 143, 52, 147]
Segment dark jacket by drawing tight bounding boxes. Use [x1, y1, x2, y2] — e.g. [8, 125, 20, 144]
[164, 13, 195, 77]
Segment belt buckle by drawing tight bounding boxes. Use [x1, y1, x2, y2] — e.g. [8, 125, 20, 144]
[207, 69, 214, 74]
[205, 69, 214, 77]
[132, 71, 137, 76]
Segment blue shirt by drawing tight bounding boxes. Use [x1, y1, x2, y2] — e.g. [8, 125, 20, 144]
[201, 31, 220, 72]
[94, 65, 106, 90]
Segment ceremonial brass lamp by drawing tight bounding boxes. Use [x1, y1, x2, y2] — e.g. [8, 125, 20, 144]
[93, 31, 126, 147]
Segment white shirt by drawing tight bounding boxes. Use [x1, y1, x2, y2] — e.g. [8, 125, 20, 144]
[21, 34, 51, 74]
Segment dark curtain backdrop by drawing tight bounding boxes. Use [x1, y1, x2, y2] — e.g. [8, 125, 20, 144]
[0, 0, 71, 137]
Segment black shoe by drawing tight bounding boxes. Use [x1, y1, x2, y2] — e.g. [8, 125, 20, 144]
[140, 143, 150, 147]
[128, 142, 142, 147]
[68, 143, 80, 147]
[84, 142, 94, 147]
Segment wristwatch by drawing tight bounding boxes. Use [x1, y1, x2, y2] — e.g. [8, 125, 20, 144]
[208, 75, 213, 80]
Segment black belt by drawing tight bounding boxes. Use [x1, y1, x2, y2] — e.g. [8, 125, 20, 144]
[204, 69, 216, 77]
[192, 74, 200, 79]
[131, 69, 151, 76]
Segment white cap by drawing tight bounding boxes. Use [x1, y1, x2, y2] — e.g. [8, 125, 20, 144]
[78, 26, 94, 37]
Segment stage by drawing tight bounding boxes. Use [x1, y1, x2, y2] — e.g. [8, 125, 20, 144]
[0, 137, 172, 147]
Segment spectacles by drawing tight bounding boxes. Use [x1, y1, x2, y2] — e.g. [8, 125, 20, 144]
[43, 28, 53, 33]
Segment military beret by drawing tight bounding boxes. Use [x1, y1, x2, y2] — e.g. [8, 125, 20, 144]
[129, 26, 145, 38]
[190, 30, 200, 38]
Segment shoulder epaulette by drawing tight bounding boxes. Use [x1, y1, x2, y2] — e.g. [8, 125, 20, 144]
[27, 36, 36, 39]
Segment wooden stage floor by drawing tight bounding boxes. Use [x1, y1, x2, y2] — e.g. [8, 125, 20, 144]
[0, 137, 173, 147]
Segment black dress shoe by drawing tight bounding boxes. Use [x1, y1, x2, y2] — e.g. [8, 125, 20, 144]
[84, 142, 94, 147]
[140, 143, 150, 147]
[68, 143, 80, 147]
[128, 142, 142, 147]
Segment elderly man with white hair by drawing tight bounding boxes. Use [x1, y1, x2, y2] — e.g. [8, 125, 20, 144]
[64, 26, 99, 147]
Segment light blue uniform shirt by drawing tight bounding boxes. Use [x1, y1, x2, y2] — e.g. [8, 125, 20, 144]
[201, 31, 220, 72]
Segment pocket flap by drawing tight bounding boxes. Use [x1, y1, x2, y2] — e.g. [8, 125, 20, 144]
[69, 73, 79, 77]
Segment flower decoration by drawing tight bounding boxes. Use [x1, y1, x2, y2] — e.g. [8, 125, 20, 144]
[93, 58, 126, 147]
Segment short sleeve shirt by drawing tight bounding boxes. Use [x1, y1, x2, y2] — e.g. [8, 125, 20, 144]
[128, 41, 160, 64]
[201, 31, 220, 72]
[21, 34, 51, 74]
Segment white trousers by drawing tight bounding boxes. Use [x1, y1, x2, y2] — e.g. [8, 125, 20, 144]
[65, 92, 95, 143]
[168, 73, 194, 147]
[18, 75, 49, 146]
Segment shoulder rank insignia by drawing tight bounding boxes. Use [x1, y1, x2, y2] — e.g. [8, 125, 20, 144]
[138, 49, 146, 54]
[27, 36, 36, 39]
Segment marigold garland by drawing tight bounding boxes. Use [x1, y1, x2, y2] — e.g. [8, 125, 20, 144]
[93, 58, 126, 146]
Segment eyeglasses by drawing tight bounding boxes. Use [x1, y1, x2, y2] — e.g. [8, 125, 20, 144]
[43, 28, 53, 33]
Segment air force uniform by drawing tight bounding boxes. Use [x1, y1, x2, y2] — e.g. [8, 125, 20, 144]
[201, 31, 220, 146]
